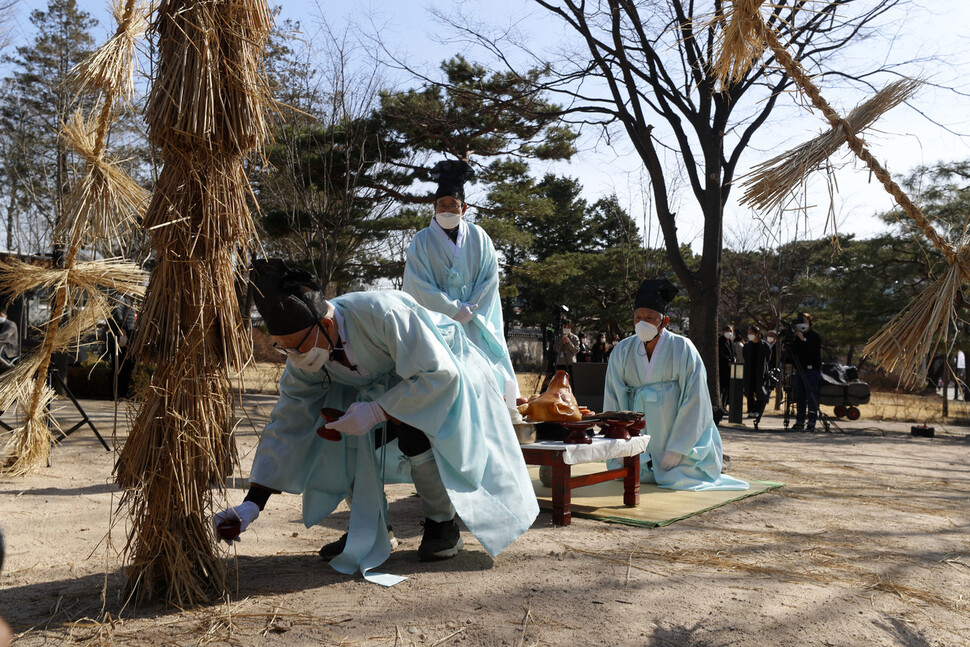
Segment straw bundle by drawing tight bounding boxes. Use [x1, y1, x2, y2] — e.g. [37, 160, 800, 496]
[0, 386, 57, 477]
[56, 112, 150, 247]
[711, 0, 769, 86]
[739, 79, 921, 212]
[117, 0, 273, 604]
[115, 361, 235, 604]
[863, 245, 970, 389]
[68, 0, 148, 99]
[147, 0, 273, 155]
[0, 257, 146, 300]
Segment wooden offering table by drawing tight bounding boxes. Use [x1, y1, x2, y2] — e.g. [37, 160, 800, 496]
[520, 435, 650, 526]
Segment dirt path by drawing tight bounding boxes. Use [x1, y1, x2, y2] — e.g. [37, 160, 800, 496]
[1, 396, 968, 646]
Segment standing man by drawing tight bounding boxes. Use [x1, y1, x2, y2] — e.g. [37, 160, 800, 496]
[403, 159, 518, 399]
[742, 326, 770, 418]
[790, 312, 822, 431]
[554, 321, 580, 380]
[954, 349, 966, 401]
[216, 260, 537, 582]
[603, 279, 748, 490]
[717, 325, 736, 410]
[0, 310, 18, 372]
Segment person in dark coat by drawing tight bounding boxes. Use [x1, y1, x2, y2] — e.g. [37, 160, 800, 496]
[717, 325, 736, 409]
[742, 325, 770, 417]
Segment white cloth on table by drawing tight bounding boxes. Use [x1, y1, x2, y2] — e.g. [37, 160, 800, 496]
[520, 435, 650, 465]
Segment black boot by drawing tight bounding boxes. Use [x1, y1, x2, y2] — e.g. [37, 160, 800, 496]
[418, 518, 463, 561]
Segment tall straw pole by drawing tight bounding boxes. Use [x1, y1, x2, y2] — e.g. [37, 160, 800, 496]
[115, 0, 272, 604]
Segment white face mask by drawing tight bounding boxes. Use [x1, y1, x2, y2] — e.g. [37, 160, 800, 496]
[562, 327, 571, 334]
[767, 336, 776, 344]
[0, 316, 6, 323]
[289, 346, 330, 371]
[796, 323, 810, 333]
[748, 334, 757, 342]
[724, 332, 734, 340]
[435, 211, 462, 229]
[635, 320, 659, 343]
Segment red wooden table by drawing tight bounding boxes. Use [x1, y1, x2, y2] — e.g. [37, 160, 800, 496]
[520, 436, 648, 526]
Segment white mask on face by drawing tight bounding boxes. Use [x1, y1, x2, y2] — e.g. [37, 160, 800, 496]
[748, 334, 757, 342]
[636, 320, 659, 343]
[796, 323, 810, 332]
[289, 346, 330, 371]
[767, 336, 776, 344]
[0, 316, 6, 323]
[724, 332, 734, 340]
[435, 211, 462, 229]
[562, 327, 571, 334]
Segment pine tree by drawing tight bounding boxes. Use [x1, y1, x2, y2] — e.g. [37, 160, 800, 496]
[0, 0, 96, 253]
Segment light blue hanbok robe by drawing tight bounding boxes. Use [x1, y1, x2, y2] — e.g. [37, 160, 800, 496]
[250, 290, 538, 581]
[604, 331, 749, 491]
[403, 218, 516, 391]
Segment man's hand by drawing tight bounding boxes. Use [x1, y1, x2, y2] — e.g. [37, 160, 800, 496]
[454, 303, 478, 324]
[324, 401, 387, 436]
[213, 501, 260, 543]
[660, 450, 683, 471]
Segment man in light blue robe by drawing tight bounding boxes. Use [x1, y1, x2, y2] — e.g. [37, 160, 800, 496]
[215, 260, 538, 584]
[604, 279, 748, 491]
[402, 159, 517, 395]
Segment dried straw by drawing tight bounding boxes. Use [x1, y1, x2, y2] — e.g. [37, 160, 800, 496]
[0, 257, 146, 302]
[56, 111, 150, 247]
[0, 386, 56, 477]
[711, 0, 768, 86]
[712, 5, 953, 382]
[0, 0, 149, 477]
[863, 245, 970, 389]
[739, 78, 921, 212]
[116, 361, 235, 604]
[118, 0, 273, 604]
[68, 0, 148, 99]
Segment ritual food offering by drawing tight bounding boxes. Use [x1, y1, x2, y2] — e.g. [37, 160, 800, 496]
[517, 370, 583, 422]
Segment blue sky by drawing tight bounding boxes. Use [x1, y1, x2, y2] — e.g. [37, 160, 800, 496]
[9, 0, 970, 250]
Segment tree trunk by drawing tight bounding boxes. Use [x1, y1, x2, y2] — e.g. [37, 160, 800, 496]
[686, 274, 721, 410]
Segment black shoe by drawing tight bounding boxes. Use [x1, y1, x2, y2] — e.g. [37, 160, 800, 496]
[790, 423, 805, 431]
[319, 526, 398, 561]
[318, 533, 347, 561]
[418, 518, 463, 562]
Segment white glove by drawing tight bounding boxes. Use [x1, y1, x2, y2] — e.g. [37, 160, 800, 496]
[324, 401, 387, 436]
[454, 303, 478, 324]
[660, 450, 683, 471]
[213, 501, 260, 543]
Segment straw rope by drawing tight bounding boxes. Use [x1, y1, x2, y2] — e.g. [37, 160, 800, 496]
[0, 0, 147, 476]
[712, 2, 963, 383]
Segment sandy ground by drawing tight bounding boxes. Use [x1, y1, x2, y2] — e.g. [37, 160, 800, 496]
[1, 394, 969, 647]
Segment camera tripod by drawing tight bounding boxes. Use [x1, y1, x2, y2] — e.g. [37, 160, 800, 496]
[777, 357, 841, 433]
[47, 365, 112, 458]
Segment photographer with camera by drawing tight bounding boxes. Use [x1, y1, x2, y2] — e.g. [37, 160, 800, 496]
[787, 313, 822, 431]
[554, 319, 580, 380]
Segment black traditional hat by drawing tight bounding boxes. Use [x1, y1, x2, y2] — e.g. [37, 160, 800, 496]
[250, 258, 329, 336]
[634, 279, 679, 314]
[429, 159, 475, 202]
